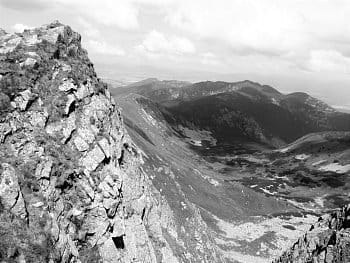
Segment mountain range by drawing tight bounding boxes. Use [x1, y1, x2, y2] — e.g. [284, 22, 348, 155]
[0, 22, 349, 263]
[112, 78, 350, 149]
[110, 77, 350, 262]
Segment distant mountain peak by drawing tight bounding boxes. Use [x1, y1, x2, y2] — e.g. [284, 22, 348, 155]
[287, 91, 310, 98]
[143, 77, 159, 82]
[261, 84, 282, 95]
[129, 77, 159, 86]
[286, 92, 336, 113]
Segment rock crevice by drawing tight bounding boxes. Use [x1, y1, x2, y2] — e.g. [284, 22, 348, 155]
[274, 205, 350, 263]
[0, 21, 178, 262]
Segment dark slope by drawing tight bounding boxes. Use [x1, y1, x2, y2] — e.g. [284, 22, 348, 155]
[163, 92, 325, 147]
[281, 92, 350, 130]
[111, 79, 350, 148]
[113, 93, 314, 262]
[278, 131, 350, 155]
[112, 87, 350, 262]
[118, 94, 293, 218]
[114, 79, 282, 102]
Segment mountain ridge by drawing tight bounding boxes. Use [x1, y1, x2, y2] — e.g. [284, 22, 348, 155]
[113, 78, 327, 104]
[110, 78, 350, 148]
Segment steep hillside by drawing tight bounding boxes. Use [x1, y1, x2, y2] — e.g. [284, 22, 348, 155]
[112, 87, 350, 262]
[0, 22, 223, 263]
[111, 78, 191, 103]
[111, 79, 281, 103]
[163, 92, 311, 147]
[113, 93, 340, 262]
[278, 131, 350, 156]
[111, 79, 350, 149]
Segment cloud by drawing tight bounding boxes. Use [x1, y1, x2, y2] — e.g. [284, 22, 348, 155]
[332, 105, 350, 113]
[0, 0, 140, 30]
[86, 40, 125, 56]
[136, 30, 195, 56]
[165, 0, 303, 56]
[12, 23, 33, 33]
[3, 0, 350, 59]
[164, 0, 350, 58]
[200, 52, 219, 65]
[76, 17, 101, 38]
[55, 0, 139, 30]
[306, 50, 350, 74]
[0, 0, 50, 10]
[2, 0, 350, 84]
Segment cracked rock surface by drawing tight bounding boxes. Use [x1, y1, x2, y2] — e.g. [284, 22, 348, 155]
[274, 205, 350, 263]
[0, 21, 186, 262]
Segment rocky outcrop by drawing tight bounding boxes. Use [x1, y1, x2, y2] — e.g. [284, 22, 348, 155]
[274, 205, 350, 263]
[0, 21, 181, 262]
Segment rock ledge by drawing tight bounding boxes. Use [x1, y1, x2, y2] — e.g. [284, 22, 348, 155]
[0, 21, 177, 262]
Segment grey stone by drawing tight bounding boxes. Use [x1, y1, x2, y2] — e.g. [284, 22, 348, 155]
[35, 159, 53, 179]
[59, 79, 76, 92]
[61, 113, 76, 142]
[80, 144, 105, 172]
[0, 21, 186, 263]
[13, 89, 32, 111]
[64, 94, 76, 115]
[74, 135, 89, 152]
[20, 57, 37, 68]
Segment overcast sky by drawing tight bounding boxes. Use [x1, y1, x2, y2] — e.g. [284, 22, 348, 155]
[1, 0, 350, 111]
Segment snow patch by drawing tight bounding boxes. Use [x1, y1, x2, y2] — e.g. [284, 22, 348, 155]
[314, 196, 326, 208]
[260, 187, 277, 195]
[294, 154, 310, 160]
[190, 140, 202, 146]
[208, 178, 220, 186]
[319, 163, 350, 174]
[312, 160, 327, 166]
[278, 146, 292, 153]
[271, 98, 280, 106]
[178, 125, 217, 146]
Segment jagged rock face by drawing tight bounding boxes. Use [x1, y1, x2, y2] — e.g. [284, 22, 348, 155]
[274, 205, 350, 263]
[0, 22, 180, 262]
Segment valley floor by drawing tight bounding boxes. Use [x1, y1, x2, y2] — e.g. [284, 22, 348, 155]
[113, 94, 350, 262]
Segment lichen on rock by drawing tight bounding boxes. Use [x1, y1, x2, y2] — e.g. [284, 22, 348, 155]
[274, 204, 350, 263]
[0, 21, 179, 262]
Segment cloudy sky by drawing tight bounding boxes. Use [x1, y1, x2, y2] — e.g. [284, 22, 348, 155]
[1, 0, 350, 111]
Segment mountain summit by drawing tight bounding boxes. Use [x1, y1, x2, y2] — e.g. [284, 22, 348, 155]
[0, 21, 222, 262]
